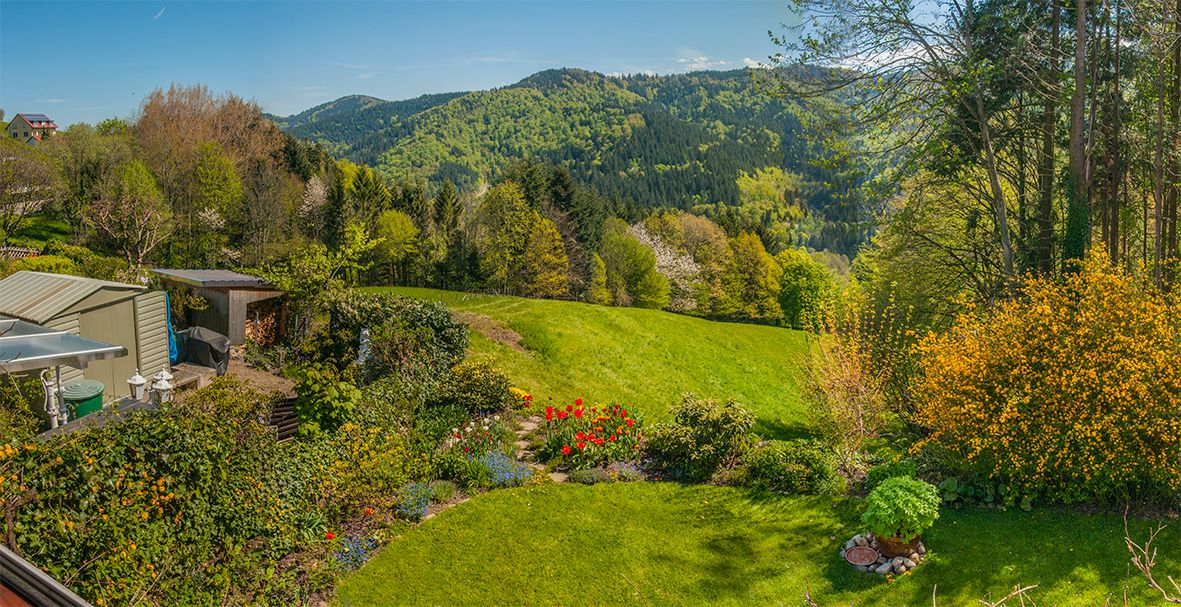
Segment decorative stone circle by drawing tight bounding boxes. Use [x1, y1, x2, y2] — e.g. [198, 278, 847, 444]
[839, 532, 927, 577]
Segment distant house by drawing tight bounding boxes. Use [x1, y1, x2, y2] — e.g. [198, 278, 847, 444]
[6, 113, 58, 144]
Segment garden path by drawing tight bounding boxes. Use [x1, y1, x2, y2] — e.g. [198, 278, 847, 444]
[513, 415, 568, 483]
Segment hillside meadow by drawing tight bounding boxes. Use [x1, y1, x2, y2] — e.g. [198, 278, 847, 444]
[365, 287, 814, 439]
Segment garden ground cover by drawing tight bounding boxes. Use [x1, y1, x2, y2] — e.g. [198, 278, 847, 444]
[334, 482, 1175, 606]
[366, 287, 813, 439]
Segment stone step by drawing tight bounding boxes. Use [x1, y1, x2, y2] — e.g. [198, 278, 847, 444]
[548, 472, 568, 483]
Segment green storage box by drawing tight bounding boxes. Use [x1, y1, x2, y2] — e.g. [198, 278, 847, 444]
[62, 380, 105, 420]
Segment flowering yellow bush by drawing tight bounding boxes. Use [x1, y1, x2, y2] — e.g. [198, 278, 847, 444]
[913, 255, 1181, 503]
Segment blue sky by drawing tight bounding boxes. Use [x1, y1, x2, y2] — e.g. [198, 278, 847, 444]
[0, 1, 797, 126]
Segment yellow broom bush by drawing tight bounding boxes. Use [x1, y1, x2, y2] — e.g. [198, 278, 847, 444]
[913, 255, 1181, 503]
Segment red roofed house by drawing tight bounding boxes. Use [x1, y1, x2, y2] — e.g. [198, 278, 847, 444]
[6, 113, 58, 144]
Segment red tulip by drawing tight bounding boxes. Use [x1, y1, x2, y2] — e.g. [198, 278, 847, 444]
[545, 406, 554, 421]
[576, 441, 587, 449]
[609, 435, 617, 442]
[566, 405, 573, 412]
[364, 507, 374, 516]
[626, 419, 635, 427]
[593, 438, 604, 445]
[575, 398, 583, 407]
[621, 410, 629, 418]
[557, 411, 568, 420]
[561, 445, 572, 455]
[325, 531, 335, 540]
[574, 409, 584, 419]
[576, 432, 586, 440]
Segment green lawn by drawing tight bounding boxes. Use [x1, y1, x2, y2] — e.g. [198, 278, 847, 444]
[367, 287, 812, 438]
[10, 214, 71, 249]
[335, 482, 1176, 607]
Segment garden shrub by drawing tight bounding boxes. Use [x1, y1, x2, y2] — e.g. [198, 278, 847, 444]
[41, 240, 130, 280]
[861, 476, 940, 541]
[417, 404, 469, 445]
[0, 254, 77, 278]
[644, 394, 754, 481]
[357, 374, 426, 431]
[740, 440, 842, 495]
[568, 468, 613, 485]
[292, 363, 362, 434]
[864, 459, 917, 493]
[325, 290, 469, 382]
[0, 374, 435, 605]
[428, 358, 514, 413]
[429, 480, 458, 502]
[537, 401, 643, 470]
[913, 255, 1181, 504]
[0, 374, 44, 441]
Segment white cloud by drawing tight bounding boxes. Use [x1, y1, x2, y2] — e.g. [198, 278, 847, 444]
[358, 72, 377, 80]
[675, 48, 730, 71]
[742, 57, 769, 69]
[152, 6, 166, 21]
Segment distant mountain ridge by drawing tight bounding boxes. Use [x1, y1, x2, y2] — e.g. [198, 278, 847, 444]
[273, 67, 872, 254]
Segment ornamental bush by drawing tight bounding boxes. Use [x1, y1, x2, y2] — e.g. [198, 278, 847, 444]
[429, 359, 515, 414]
[643, 395, 754, 481]
[863, 459, 917, 493]
[913, 255, 1181, 504]
[292, 363, 362, 434]
[861, 476, 940, 542]
[739, 440, 842, 495]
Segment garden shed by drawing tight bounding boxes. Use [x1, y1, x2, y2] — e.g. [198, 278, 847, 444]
[152, 269, 285, 346]
[0, 271, 170, 399]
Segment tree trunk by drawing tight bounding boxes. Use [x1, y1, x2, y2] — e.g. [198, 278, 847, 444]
[1063, 0, 1089, 268]
[1038, 0, 1061, 275]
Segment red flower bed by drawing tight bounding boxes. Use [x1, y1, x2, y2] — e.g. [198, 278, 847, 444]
[538, 400, 643, 470]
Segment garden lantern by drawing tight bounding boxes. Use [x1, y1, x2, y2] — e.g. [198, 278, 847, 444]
[128, 369, 147, 401]
[151, 376, 173, 404]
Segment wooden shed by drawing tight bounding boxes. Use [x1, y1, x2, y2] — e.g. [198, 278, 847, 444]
[0, 271, 170, 400]
[152, 269, 285, 346]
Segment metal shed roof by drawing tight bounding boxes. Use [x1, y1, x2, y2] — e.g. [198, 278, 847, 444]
[152, 269, 273, 289]
[0, 316, 126, 373]
[0, 271, 146, 324]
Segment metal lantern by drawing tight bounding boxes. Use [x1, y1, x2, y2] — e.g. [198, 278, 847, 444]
[128, 369, 147, 401]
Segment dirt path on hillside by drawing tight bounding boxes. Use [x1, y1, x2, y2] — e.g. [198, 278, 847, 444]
[453, 311, 527, 352]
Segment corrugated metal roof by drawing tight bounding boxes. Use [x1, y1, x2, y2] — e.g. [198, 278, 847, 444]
[0, 271, 145, 323]
[152, 268, 272, 289]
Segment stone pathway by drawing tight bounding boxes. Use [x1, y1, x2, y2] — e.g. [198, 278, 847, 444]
[513, 415, 567, 483]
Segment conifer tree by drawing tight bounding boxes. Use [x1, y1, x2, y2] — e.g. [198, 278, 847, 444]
[519, 217, 570, 298]
[587, 253, 611, 304]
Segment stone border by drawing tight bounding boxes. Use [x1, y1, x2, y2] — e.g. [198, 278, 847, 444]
[839, 532, 927, 577]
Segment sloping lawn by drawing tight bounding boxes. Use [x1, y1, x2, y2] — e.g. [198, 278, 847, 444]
[334, 482, 1177, 607]
[366, 287, 812, 439]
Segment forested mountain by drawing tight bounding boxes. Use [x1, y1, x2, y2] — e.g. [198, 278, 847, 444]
[274, 68, 874, 255]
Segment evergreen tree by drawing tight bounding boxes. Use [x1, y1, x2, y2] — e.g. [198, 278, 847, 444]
[519, 217, 570, 298]
[434, 180, 460, 239]
[475, 181, 536, 292]
[348, 166, 392, 224]
[323, 175, 350, 249]
[587, 253, 611, 304]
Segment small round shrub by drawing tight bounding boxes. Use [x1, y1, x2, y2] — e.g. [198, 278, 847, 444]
[741, 440, 842, 495]
[429, 359, 514, 414]
[292, 363, 361, 434]
[861, 476, 940, 542]
[429, 480, 458, 503]
[864, 459, 917, 493]
[417, 404, 469, 445]
[644, 395, 754, 481]
[568, 468, 613, 485]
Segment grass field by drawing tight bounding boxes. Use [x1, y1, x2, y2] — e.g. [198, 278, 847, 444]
[367, 287, 813, 438]
[334, 482, 1177, 607]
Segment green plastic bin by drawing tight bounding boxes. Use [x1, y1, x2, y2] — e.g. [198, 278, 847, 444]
[62, 380, 105, 420]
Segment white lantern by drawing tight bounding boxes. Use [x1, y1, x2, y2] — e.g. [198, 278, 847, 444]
[152, 376, 173, 404]
[128, 369, 147, 401]
[153, 364, 173, 383]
